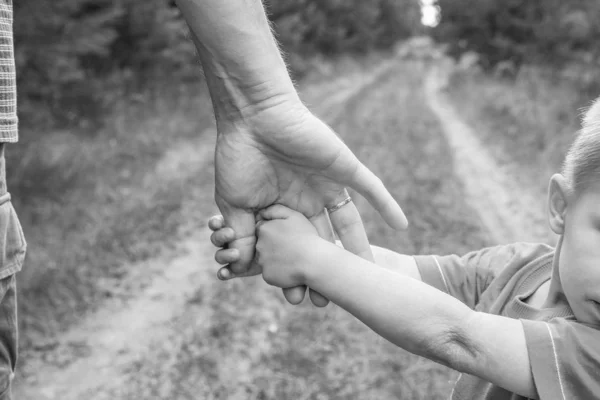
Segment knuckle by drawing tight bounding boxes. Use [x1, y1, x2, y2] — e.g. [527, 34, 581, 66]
[216, 230, 227, 245]
[335, 218, 361, 236]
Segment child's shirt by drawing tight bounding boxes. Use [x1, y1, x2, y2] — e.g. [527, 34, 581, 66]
[414, 241, 600, 400]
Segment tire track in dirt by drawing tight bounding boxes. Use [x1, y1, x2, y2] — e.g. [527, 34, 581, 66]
[13, 60, 401, 400]
[424, 63, 553, 245]
[300, 58, 400, 121]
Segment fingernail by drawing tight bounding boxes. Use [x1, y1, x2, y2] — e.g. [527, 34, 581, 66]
[217, 268, 230, 281]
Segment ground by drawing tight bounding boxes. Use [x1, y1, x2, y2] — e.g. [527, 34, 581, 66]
[10, 48, 569, 399]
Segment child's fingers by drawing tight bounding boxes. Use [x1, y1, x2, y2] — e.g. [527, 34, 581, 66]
[282, 286, 307, 305]
[215, 248, 240, 265]
[259, 204, 296, 221]
[208, 215, 225, 231]
[328, 196, 374, 262]
[309, 289, 329, 307]
[309, 209, 335, 242]
[217, 266, 233, 280]
[210, 227, 236, 248]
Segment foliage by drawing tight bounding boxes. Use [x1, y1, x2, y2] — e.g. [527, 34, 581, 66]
[13, 0, 600, 128]
[433, 0, 600, 69]
[267, 0, 421, 54]
[14, 0, 421, 128]
[14, 0, 195, 128]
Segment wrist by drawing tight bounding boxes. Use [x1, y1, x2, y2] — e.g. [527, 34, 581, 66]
[303, 239, 337, 288]
[176, 0, 300, 126]
[206, 60, 299, 123]
[208, 72, 302, 135]
[216, 92, 308, 144]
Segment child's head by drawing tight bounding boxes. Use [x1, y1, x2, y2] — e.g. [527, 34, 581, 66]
[547, 96, 600, 324]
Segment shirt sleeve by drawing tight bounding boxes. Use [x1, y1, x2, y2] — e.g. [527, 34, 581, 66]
[413, 244, 530, 308]
[521, 318, 600, 400]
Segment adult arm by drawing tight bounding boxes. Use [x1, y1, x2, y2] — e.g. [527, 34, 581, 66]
[367, 244, 422, 281]
[176, 0, 408, 305]
[174, 0, 297, 122]
[306, 241, 538, 398]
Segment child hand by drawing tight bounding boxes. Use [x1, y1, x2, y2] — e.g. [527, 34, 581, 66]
[254, 205, 322, 289]
[208, 214, 242, 280]
[208, 208, 321, 286]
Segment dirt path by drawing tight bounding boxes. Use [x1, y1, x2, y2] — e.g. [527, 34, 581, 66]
[424, 63, 552, 245]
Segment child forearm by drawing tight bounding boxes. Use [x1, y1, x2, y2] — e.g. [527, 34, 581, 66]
[306, 241, 475, 367]
[175, 0, 298, 121]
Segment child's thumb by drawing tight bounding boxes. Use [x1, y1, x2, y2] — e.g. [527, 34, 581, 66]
[259, 204, 295, 220]
[218, 205, 257, 275]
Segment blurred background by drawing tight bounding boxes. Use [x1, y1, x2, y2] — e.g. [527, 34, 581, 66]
[10, 1, 600, 399]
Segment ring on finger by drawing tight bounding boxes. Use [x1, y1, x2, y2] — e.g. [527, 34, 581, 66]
[326, 195, 353, 214]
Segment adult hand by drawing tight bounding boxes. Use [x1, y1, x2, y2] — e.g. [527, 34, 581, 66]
[174, 0, 406, 306]
[214, 97, 408, 306]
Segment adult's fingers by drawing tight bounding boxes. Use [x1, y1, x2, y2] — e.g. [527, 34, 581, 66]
[327, 193, 374, 262]
[308, 289, 328, 307]
[307, 210, 333, 307]
[309, 210, 335, 242]
[328, 147, 407, 230]
[348, 162, 408, 230]
[282, 286, 307, 305]
[216, 198, 257, 275]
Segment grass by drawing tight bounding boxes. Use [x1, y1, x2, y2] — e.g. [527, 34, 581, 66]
[11, 80, 216, 353]
[445, 65, 599, 197]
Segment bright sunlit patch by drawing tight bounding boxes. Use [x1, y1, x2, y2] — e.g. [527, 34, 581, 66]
[420, 0, 441, 27]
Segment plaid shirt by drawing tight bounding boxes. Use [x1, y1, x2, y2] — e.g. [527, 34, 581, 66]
[0, 0, 16, 143]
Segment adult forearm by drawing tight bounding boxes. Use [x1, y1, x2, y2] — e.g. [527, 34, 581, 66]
[370, 245, 422, 281]
[306, 242, 474, 366]
[175, 0, 298, 123]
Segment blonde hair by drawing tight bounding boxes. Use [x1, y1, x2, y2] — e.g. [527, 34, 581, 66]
[562, 97, 600, 194]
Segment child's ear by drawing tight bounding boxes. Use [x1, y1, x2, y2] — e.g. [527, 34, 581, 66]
[547, 174, 570, 235]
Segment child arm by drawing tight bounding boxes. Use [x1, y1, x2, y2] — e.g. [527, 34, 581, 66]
[209, 215, 423, 281]
[306, 241, 538, 398]
[211, 210, 539, 397]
